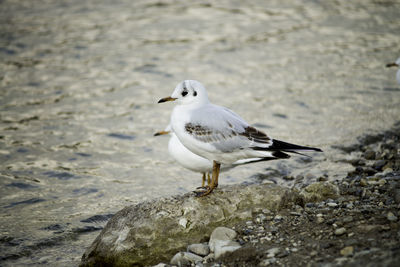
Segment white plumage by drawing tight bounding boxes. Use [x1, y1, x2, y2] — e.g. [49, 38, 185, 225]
[158, 80, 322, 196]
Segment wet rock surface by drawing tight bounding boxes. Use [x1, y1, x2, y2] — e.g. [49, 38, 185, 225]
[81, 184, 300, 266]
[82, 124, 400, 266]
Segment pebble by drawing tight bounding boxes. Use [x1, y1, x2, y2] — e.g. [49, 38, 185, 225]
[387, 212, 398, 222]
[209, 227, 241, 259]
[179, 218, 188, 228]
[170, 252, 203, 265]
[266, 247, 281, 258]
[364, 150, 376, 160]
[373, 160, 386, 171]
[335, 227, 347, 236]
[187, 243, 210, 257]
[393, 189, 400, 204]
[256, 214, 267, 223]
[327, 202, 338, 208]
[274, 215, 283, 222]
[340, 246, 354, 256]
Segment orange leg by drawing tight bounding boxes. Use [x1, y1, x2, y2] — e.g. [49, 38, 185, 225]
[195, 161, 221, 197]
[201, 173, 206, 187]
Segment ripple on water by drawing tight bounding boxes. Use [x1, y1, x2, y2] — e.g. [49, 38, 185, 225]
[6, 182, 38, 189]
[72, 188, 98, 195]
[5, 198, 46, 208]
[107, 133, 135, 140]
[42, 171, 79, 180]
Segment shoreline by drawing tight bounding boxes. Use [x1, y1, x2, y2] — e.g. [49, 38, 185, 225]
[81, 123, 400, 266]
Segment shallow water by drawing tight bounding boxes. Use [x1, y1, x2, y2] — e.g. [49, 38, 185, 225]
[1, 0, 400, 265]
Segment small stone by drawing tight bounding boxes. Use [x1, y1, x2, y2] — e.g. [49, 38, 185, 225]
[262, 209, 272, 214]
[373, 160, 386, 171]
[266, 247, 281, 258]
[364, 167, 378, 176]
[387, 212, 398, 222]
[327, 202, 338, 208]
[152, 263, 167, 267]
[170, 252, 203, 265]
[310, 250, 318, 256]
[335, 227, 346, 236]
[364, 150, 376, 160]
[382, 167, 393, 174]
[317, 217, 325, 224]
[188, 243, 210, 257]
[340, 246, 354, 256]
[360, 179, 368, 187]
[300, 182, 340, 202]
[335, 257, 349, 265]
[209, 227, 237, 248]
[256, 214, 267, 223]
[393, 189, 400, 204]
[343, 216, 353, 223]
[202, 253, 214, 263]
[209, 227, 241, 259]
[179, 218, 188, 228]
[274, 215, 283, 222]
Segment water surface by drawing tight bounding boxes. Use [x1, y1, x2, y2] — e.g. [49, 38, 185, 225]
[1, 0, 400, 265]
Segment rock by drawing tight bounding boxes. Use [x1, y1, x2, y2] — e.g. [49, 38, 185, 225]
[387, 212, 398, 222]
[81, 184, 300, 266]
[393, 189, 400, 204]
[373, 160, 387, 171]
[335, 227, 347, 236]
[187, 243, 210, 257]
[357, 225, 384, 233]
[203, 253, 215, 263]
[327, 202, 338, 208]
[364, 150, 376, 160]
[340, 246, 354, 256]
[209, 227, 241, 259]
[300, 182, 340, 202]
[179, 218, 188, 228]
[170, 252, 203, 266]
[266, 247, 281, 258]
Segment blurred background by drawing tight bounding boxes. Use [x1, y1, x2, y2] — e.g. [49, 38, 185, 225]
[1, 0, 399, 265]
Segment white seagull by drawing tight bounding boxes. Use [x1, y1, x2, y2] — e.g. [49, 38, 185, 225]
[158, 80, 322, 196]
[154, 125, 272, 188]
[386, 57, 400, 84]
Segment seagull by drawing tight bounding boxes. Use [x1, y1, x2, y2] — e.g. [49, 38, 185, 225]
[154, 125, 273, 188]
[158, 80, 322, 196]
[386, 57, 400, 84]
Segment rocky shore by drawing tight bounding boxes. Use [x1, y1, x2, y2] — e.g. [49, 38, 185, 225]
[81, 123, 400, 266]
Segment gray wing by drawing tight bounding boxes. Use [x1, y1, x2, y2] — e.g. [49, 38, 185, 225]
[186, 105, 272, 152]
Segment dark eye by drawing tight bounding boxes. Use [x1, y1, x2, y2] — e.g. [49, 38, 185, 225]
[193, 91, 197, 96]
[182, 91, 188, 97]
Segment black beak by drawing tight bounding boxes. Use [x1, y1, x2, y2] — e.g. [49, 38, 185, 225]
[158, 97, 177, 103]
[386, 63, 399, 68]
[154, 130, 170, 136]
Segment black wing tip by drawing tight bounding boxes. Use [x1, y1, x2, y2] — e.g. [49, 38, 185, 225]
[272, 151, 291, 159]
[271, 139, 322, 152]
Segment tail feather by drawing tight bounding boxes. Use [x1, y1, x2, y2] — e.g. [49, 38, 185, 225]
[252, 139, 322, 157]
[269, 139, 323, 152]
